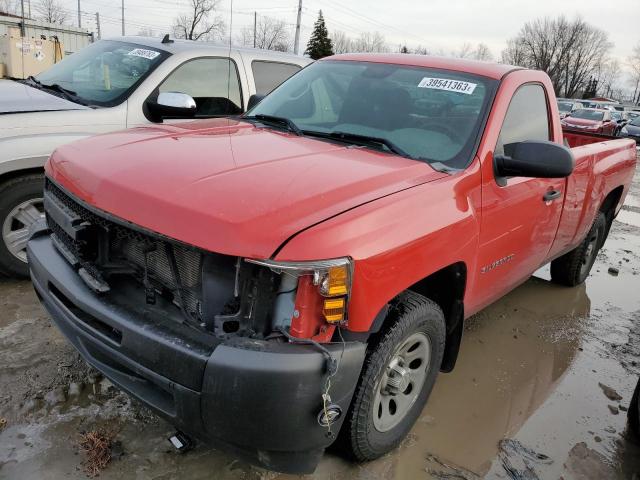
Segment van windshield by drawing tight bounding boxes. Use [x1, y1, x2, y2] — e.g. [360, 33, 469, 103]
[35, 40, 169, 107]
[246, 60, 497, 169]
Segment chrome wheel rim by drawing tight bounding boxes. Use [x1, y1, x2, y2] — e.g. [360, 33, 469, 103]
[372, 332, 431, 432]
[2, 198, 44, 263]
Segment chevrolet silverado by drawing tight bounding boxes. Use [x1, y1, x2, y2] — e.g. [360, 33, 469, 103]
[27, 54, 637, 473]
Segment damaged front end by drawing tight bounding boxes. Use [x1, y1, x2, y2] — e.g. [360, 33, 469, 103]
[29, 178, 366, 474]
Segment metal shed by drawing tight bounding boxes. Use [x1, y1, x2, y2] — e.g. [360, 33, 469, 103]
[0, 14, 92, 55]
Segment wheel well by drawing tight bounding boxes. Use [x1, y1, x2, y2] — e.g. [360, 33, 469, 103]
[600, 186, 624, 218]
[599, 186, 624, 245]
[364, 263, 467, 373]
[0, 167, 45, 188]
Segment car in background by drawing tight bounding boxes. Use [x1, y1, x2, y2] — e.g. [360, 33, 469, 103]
[620, 116, 640, 144]
[0, 36, 311, 278]
[561, 108, 617, 136]
[557, 100, 583, 119]
[610, 111, 628, 136]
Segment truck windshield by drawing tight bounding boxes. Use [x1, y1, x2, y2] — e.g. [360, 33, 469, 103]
[247, 60, 497, 169]
[570, 109, 604, 121]
[35, 40, 169, 107]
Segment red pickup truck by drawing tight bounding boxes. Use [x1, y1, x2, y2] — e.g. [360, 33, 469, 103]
[27, 54, 637, 473]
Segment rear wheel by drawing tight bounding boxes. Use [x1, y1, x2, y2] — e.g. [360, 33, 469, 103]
[341, 291, 445, 461]
[0, 174, 45, 278]
[550, 212, 607, 287]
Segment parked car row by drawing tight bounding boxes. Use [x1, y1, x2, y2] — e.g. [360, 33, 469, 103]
[0, 36, 311, 278]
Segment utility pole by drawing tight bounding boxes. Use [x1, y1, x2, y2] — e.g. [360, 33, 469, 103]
[121, 0, 125, 35]
[253, 11, 256, 48]
[20, 0, 25, 36]
[293, 0, 302, 54]
[95, 12, 101, 39]
[77, 0, 81, 28]
[27, 0, 30, 19]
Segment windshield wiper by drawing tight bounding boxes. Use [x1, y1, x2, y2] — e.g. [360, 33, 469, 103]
[305, 130, 413, 158]
[243, 114, 302, 136]
[23, 77, 88, 106]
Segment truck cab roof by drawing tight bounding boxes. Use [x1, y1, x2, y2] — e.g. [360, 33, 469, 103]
[325, 53, 520, 80]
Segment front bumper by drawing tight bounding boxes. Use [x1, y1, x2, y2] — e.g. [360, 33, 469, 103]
[27, 232, 366, 474]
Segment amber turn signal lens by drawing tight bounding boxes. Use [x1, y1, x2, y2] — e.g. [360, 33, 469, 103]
[322, 265, 349, 296]
[323, 297, 346, 323]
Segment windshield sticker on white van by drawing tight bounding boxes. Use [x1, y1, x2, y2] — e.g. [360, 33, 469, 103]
[127, 48, 160, 60]
[418, 77, 477, 95]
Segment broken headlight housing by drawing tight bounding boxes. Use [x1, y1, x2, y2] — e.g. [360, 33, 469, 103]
[245, 257, 353, 324]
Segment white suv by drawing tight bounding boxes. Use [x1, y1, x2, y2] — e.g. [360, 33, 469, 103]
[0, 36, 310, 277]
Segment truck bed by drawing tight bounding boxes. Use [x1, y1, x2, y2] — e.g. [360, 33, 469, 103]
[563, 129, 626, 148]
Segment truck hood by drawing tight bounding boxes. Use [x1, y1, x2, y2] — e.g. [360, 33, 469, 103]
[0, 79, 90, 113]
[47, 118, 446, 258]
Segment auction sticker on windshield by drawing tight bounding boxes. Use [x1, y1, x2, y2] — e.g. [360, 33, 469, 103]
[127, 48, 160, 60]
[418, 77, 477, 95]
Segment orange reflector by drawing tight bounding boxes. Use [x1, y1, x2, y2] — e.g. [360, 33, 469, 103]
[324, 265, 349, 296]
[323, 297, 345, 323]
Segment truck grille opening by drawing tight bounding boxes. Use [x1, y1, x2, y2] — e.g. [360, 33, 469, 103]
[44, 179, 205, 326]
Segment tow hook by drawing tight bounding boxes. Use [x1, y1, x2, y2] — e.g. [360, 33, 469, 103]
[168, 431, 195, 453]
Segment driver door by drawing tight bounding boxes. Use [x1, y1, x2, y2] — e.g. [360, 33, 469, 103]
[473, 83, 565, 311]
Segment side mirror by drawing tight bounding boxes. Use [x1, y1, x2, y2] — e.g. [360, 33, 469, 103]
[146, 91, 196, 120]
[494, 140, 574, 182]
[247, 94, 265, 111]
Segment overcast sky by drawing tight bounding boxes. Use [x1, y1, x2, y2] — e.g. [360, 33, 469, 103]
[51, 0, 638, 69]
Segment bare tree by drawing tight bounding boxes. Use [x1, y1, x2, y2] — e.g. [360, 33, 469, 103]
[501, 16, 612, 98]
[451, 42, 473, 59]
[138, 27, 158, 37]
[472, 43, 493, 62]
[35, 0, 68, 24]
[173, 0, 225, 41]
[628, 43, 640, 103]
[240, 15, 290, 52]
[352, 31, 389, 53]
[593, 58, 621, 99]
[413, 45, 431, 56]
[330, 30, 352, 54]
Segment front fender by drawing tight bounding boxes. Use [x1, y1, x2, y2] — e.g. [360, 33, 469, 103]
[274, 162, 483, 332]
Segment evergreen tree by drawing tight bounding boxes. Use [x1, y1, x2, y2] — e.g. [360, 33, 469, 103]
[305, 11, 334, 60]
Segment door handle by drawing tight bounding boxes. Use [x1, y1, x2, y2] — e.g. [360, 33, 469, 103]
[543, 190, 562, 202]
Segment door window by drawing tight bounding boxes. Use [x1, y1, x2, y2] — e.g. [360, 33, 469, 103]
[495, 84, 550, 157]
[159, 58, 243, 116]
[252, 61, 301, 95]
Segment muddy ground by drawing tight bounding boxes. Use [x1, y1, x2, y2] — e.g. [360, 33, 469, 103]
[1, 168, 640, 480]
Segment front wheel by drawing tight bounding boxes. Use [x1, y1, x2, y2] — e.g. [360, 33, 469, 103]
[550, 212, 607, 287]
[0, 174, 45, 278]
[341, 291, 445, 461]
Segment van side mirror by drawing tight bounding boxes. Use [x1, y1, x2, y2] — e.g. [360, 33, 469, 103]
[146, 91, 196, 121]
[494, 140, 574, 182]
[247, 94, 265, 111]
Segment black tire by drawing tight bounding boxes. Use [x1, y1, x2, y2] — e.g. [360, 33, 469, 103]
[0, 174, 45, 278]
[629, 378, 640, 438]
[550, 212, 607, 287]
[340, 290, 445, 461]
